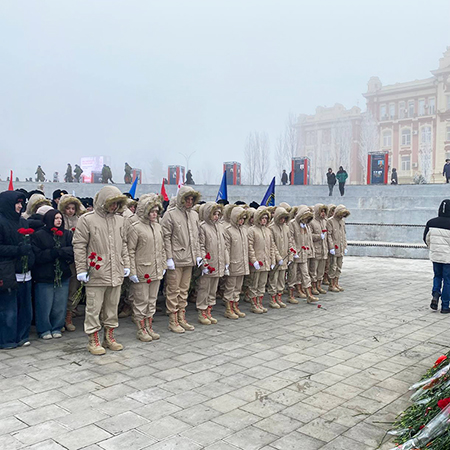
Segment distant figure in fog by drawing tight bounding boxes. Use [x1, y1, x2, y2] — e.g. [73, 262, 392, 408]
[391, 168, 398, 185]
[443, 159, 450, 183]
[326, 168, 336, 196]
[53, 172, 59, 183]
[336, 166, 348, 196]
[102, 165, 114, 184]
[186, 170, 195, 185]
[281, 170, 288, 185]
[124, 163, 132, 184]
[65, 164, 73, 183]
[74, 165, 83, 183]
[35, 166, 45, 182]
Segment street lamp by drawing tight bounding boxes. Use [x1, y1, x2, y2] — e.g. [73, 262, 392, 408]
[178, 151, 196, 170]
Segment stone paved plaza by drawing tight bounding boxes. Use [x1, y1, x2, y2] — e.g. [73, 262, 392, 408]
[0, 257, 447, 450]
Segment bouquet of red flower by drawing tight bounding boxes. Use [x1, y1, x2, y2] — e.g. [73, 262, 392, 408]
[289, 247, 296, 254]
[17, 228, 34, 273]
[51, 227, 64, 287]
[72, 252, 102, 306]
[203, 253, 215, 273]
[144, 274, 152, 284]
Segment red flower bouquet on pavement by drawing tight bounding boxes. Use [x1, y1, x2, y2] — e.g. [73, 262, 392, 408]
[17, 228, 34, 273]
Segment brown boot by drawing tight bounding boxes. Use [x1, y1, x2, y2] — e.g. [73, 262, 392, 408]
[198, 309, 211, 325]
[168, 311, 185, 333]
[250, 297, 263, 314]
[311, 282, 320, 296]
[258, 296, 268, 313]
[336, 278, 345, 291]
[65, 310, 76, 332]
[87, 331, 106, 355]
[178, 309, 195, 331]
[233, 301, 246, 318]
[328, 278, 340, 292]
[269, 295, 280, 309]
[317, 281, 327, 294]
[207, 306, 218, 324]
[276, 293, 287, 308]
[118, 303, 132, 318]
[225, 302, 239, 319]
[146, 317, 160, 340]
[102, 327, 123, 351]
[137, 319, 153, 342]
[306, 287, 319, 303]
[322, 274, 330, 285]
[288, 287, 299, 304]
[296, 284, 307, 299]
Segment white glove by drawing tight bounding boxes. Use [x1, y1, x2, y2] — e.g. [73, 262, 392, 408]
[321, 233, 325, 240]
[270, 264, 275, 270]
[77, 272, 89, 283]
[196, 257, 203, 267]
[253, 261, 260, 270]
[225, 264, 229, 271]
[288, 260, 292, 266]
[330, 249, 336, 255]
[224, 269, 230, 276]
[163, 269, 166, 276]
[300, 223, 306, 228]
[278, 259, 283, 266]
[130, 275, 139, 283]
[202, 267, 209, 275]
[124, 268, 130, 277]
[167, 258, 175, 270]
[294, 254, 300, 259]
[344, 249, 348, 255]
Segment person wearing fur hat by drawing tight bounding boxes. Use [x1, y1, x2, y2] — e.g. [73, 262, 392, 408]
[161, 186, 202, 333]
[288, 205, 318, 303]
[268, 207, 291, 308]
[327, 204, 350, 292]
[196, 202, 228, 324]
[22, 193, 52, 220]
[223, 206, 249, 319]
[73, 186, 130, 355]
[58, 194, 84, 332]
[323, 204, 336, 285]
[248, 207, 275, 313]
[309, 204, 333, 295]
[51, 189, 68, 209]
[128, 194, 166, 341]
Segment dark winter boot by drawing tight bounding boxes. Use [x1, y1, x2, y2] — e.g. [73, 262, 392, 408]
[430, 292, 440, 311]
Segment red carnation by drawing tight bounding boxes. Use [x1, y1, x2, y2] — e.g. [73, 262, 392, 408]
[209, 267, 216, 273]
[434, 355, 447, 367]
[205, 253, 211, 260]
[90, 261, 96, 267]
[438, 398, 450, 410]
[146, 279, 152, 284]
[306, 247, 310, 250]
[88, 254, 96, 260]
[56, 230, 63, 237]
[51, 227, 57, 232]
[95, 264, 101, 270]
[258, 261, 263, 266]
[322, 229, 327, 233]
[71, 227, 76, 232]
[419, 425, 425, 430]
[301, 246, 306, 250]
[90, 252, 97, 257]
[97, 256, 102, 261]
[18, 228, 26, 234]
[335, 245, 338, 249]
[318, 304, 322, 308]
[289, 247, 296, 254]
[144, 274, 150, 279]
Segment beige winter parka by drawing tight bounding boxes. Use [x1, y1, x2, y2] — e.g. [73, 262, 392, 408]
[73, 186, 130, 287]
[269, 207, 291, 269]
[161, 185, 201, 267]
[199, 202, 229, 278]
[248, 207, 275, 272]
[23, 194, 52, 219]
[225, 207, 250, 277]
[58, 194, 84, 231]
[289, 205, 315, 263]
[327, 204, 349, 257]
[310, 204, 333, 260]
[127, 194, 167, 281]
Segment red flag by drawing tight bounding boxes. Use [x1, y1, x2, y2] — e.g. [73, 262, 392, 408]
[8, 170, 13, 191]
[161, 178, 169, 201]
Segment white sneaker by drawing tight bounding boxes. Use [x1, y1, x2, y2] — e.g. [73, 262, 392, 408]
[52, 332, 62, 339]
[21, 341, 31, 347]
[42, 334, 52, 340]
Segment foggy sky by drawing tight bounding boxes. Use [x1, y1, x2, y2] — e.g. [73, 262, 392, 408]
[1, 0, 449, 184]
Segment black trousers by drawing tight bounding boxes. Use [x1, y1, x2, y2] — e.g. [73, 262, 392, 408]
[339, 182, 345, 196]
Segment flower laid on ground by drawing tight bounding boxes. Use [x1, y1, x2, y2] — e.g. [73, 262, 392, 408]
[17, 228, 34, 273]
[438, 398, 450, 410]
[435, 355, 448, 367]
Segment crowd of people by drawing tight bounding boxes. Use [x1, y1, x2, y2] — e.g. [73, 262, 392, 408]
[0, 184, 350, 355]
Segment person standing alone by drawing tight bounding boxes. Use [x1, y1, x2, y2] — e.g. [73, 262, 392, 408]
[326, 168, 336, 196]
[443, 159, 450, 183]
[336, 166, 348, 196]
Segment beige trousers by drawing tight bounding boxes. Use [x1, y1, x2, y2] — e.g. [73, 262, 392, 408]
[288, 263, 300, 288]
[165, 266, 192, 313]
[196, 276, 219, 309]
[84, 285, 121, 334]
[290, 261, 312, 289]
[248, 270, 269, 297]
[268, 269, 286, 295]
[223, 275, 244, 303]
[131, 280, 161, 320]
[329, 255, 343, 279]
[308, 259, 327, 283]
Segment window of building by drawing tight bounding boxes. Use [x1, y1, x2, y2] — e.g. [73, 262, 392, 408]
[421, 126, 431, 144]
[419, 99, 425, 116]
[399, 101, 406, 119]
[380, 104, 387, 120]
[401, 128, 411, 146]
[408, 100, 415, 117]
[447, 125, 450, 142]
[382, 130, 392, 147]
[429, 97, 436, 114]
[401, 155, 411, 171]
[389, 104, 395, 119]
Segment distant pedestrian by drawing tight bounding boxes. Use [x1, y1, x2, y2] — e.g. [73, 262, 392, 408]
[186, 170, 195, 185]
[281, 170, 288, 186]
[124, 163, 132, 184]
[391, 168, 398, 185]
[101, 165, 114, 184]
[443, 159, 450, 183]
[35, 166, 45, 182]
[65, 164, 73, 183]
[336, 166, 348, 196]
[74, 164, 83, 183]
[326, 168, 336, 196]
[53, 172, 59, 183]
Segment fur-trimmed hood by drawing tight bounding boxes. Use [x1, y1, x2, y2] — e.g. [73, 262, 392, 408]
[230, 206, 247, 228]
[93, 186, 127, 217]
[176, 186, 201, 210]
[223, 204, 238, 223]
[24, 193, 51, 218]
[202, 202, 223, 225]
[254, 206, 269, 227]
[313, 203, 328, 220]
[328, 204, 336, 218]
[245, 207, 256, 226]
[334, 204, 350, 220]
[273, 207, 289, 225]
[289, 206, 299, 221]
[136, 193, 163, 224]
[296, 205, 313, 224]
[279, 202, 291, 212]
[58, 194, 84, 217]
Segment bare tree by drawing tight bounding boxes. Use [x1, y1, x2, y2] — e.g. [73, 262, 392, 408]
[244, 131, 271, 185]
[359, 111, 379, 184]
[244, 132, 257, 185]
[275, 133, 285, 183]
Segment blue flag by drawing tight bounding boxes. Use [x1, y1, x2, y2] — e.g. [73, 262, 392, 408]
[216, 171, 228, 202]
[128, 175, 139, 199]
[261, 177, 275, 206]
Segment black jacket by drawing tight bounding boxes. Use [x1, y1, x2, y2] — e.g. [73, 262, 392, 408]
[31, 210, 74, 283]
[443, 164, 450, 177]
[281, 172, 288, 184]
[27, 213, 46, 232]
[326, 172, 336, 186]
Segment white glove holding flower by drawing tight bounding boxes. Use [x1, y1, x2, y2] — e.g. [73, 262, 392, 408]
[124, 268, 130, 277]
[330, 249, 336, 255]
[253, 261, 260, 270]
[167, 258, 175, 270]
[196, 257, 203, 267]
[321, 233, 325, 240]
[294, 254, 300, 259]
[270, 264, 275, 270]
[278, 259, 283, 266]
[77, 272, 89, 283]
[130, 275, 139, 283]
[344, 249, 348, 255]
[202, 267, 209, 276]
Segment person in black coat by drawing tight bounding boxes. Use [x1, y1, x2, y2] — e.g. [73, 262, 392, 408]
[443, 160, 450, 183]
[281, 170, 288, 185]
[326, 168, 336, 196]
[0, 191, 35, 349]
[31, 209, 74, 339]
